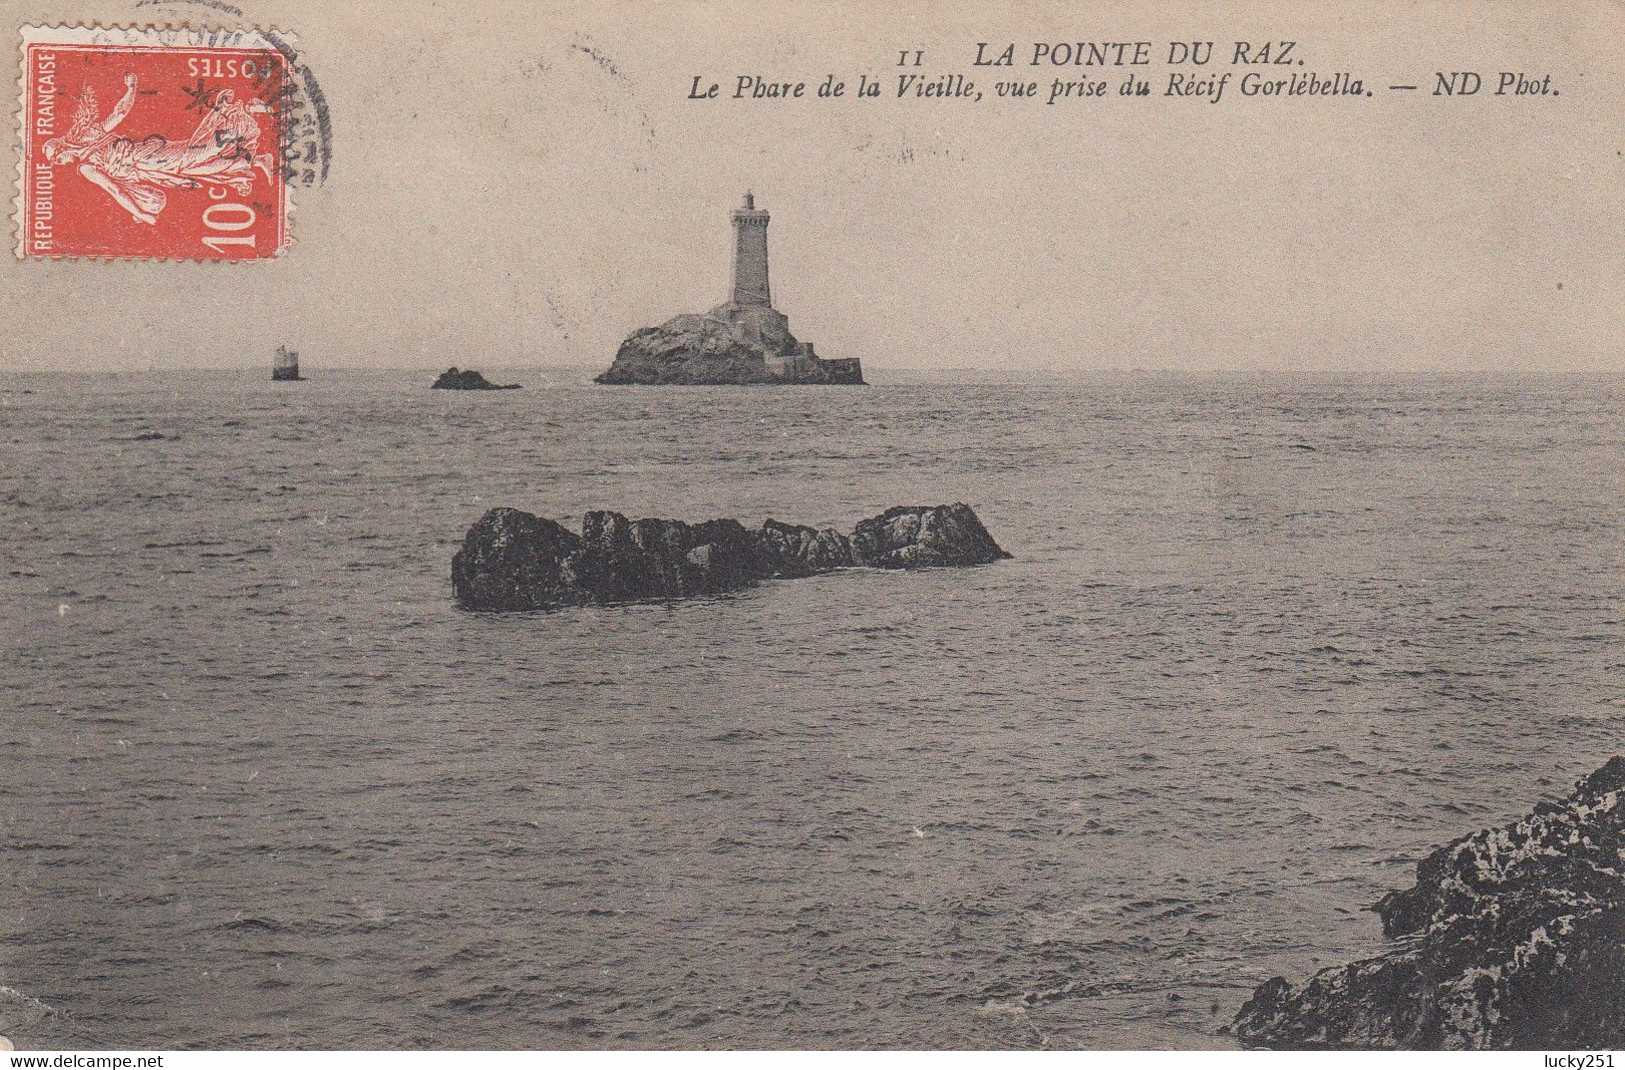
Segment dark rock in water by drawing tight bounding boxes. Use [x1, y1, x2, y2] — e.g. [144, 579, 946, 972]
[453, 509, 776, 610]
[451, 503, 1008, 611]
[1233, 757, 1625, 1050]
[595, 313, 864, 386]
[568, 512, 767, 605]
[598, 314, 779, 386]
[756, 519, 855, 577]
[851, 504, 1014, 569]
[432, 367, 521, 391]
[449, 508, 582, 612]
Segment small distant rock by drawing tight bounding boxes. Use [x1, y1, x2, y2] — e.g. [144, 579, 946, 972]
[431, 367, 520, 391]
[451, 503, 1009, 611]
[1233, 757, 1625, 1050]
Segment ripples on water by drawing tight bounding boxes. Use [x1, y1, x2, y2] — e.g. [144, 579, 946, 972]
[1, 369, 1621, 1048]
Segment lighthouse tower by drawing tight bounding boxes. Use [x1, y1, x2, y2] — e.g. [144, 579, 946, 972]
[716, 192, 792, 351]
[683, 191, 862, 383]
[729, 191, 772, 307]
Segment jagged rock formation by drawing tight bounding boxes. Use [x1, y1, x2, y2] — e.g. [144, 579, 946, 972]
[596, 313, 864, 386]
[451, 503, 1008, 611]
[852, 504, 1014, 568]
[432, 367, 520, 390]
[597, 314, 784, 386]
[1233, 757, 1625, 1050]
[757, 519, 856, 577]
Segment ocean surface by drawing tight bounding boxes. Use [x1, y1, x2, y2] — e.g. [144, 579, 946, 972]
[2, 369, 1622, 1049]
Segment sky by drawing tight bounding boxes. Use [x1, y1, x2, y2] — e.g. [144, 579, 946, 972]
[3, 0, 1622, 373]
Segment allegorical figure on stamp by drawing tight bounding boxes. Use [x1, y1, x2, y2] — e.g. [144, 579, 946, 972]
[42, 74, 276, 225]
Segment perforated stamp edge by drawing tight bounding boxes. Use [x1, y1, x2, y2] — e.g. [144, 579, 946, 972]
[14, 23, 303, 262]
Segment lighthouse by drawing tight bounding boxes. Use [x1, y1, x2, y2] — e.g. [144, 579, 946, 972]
[272, 345, 303, 381]
[716, 192, 792, 354]
[729, 191, 772, 308]
[596, 191, 863, 384]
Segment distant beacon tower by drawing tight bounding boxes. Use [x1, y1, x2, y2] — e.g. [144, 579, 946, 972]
[729, 191, 772, 308]
[272, 345, 303, 381]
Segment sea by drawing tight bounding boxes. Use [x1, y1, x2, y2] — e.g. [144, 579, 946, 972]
[2, 368, 1622, 1049]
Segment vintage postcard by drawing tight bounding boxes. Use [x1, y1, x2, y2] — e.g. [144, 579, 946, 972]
[1, 0, 1622, 1058]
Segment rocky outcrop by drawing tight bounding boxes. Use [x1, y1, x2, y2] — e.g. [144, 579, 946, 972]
[598, 314, 778, 385]
[451, 503, 1007, 611]
[595, 313, 864, 386]
[432, 367, 520, 390]
[852, 504, 1014, 569]
[447, 509, 584, 612]
[1233, 757, 1625, 1050]
[757, 519, 855, 577]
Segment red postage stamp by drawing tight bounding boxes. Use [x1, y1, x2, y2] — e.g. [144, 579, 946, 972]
[16, 26, 293, 260]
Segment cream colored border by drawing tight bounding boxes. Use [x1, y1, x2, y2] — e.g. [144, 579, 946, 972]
[14, 23, 298, 261]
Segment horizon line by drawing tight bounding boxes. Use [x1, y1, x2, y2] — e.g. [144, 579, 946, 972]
[3, 364, 1624, 379]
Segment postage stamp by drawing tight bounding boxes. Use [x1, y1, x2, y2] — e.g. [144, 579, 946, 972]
[15, 26, 293, 260]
